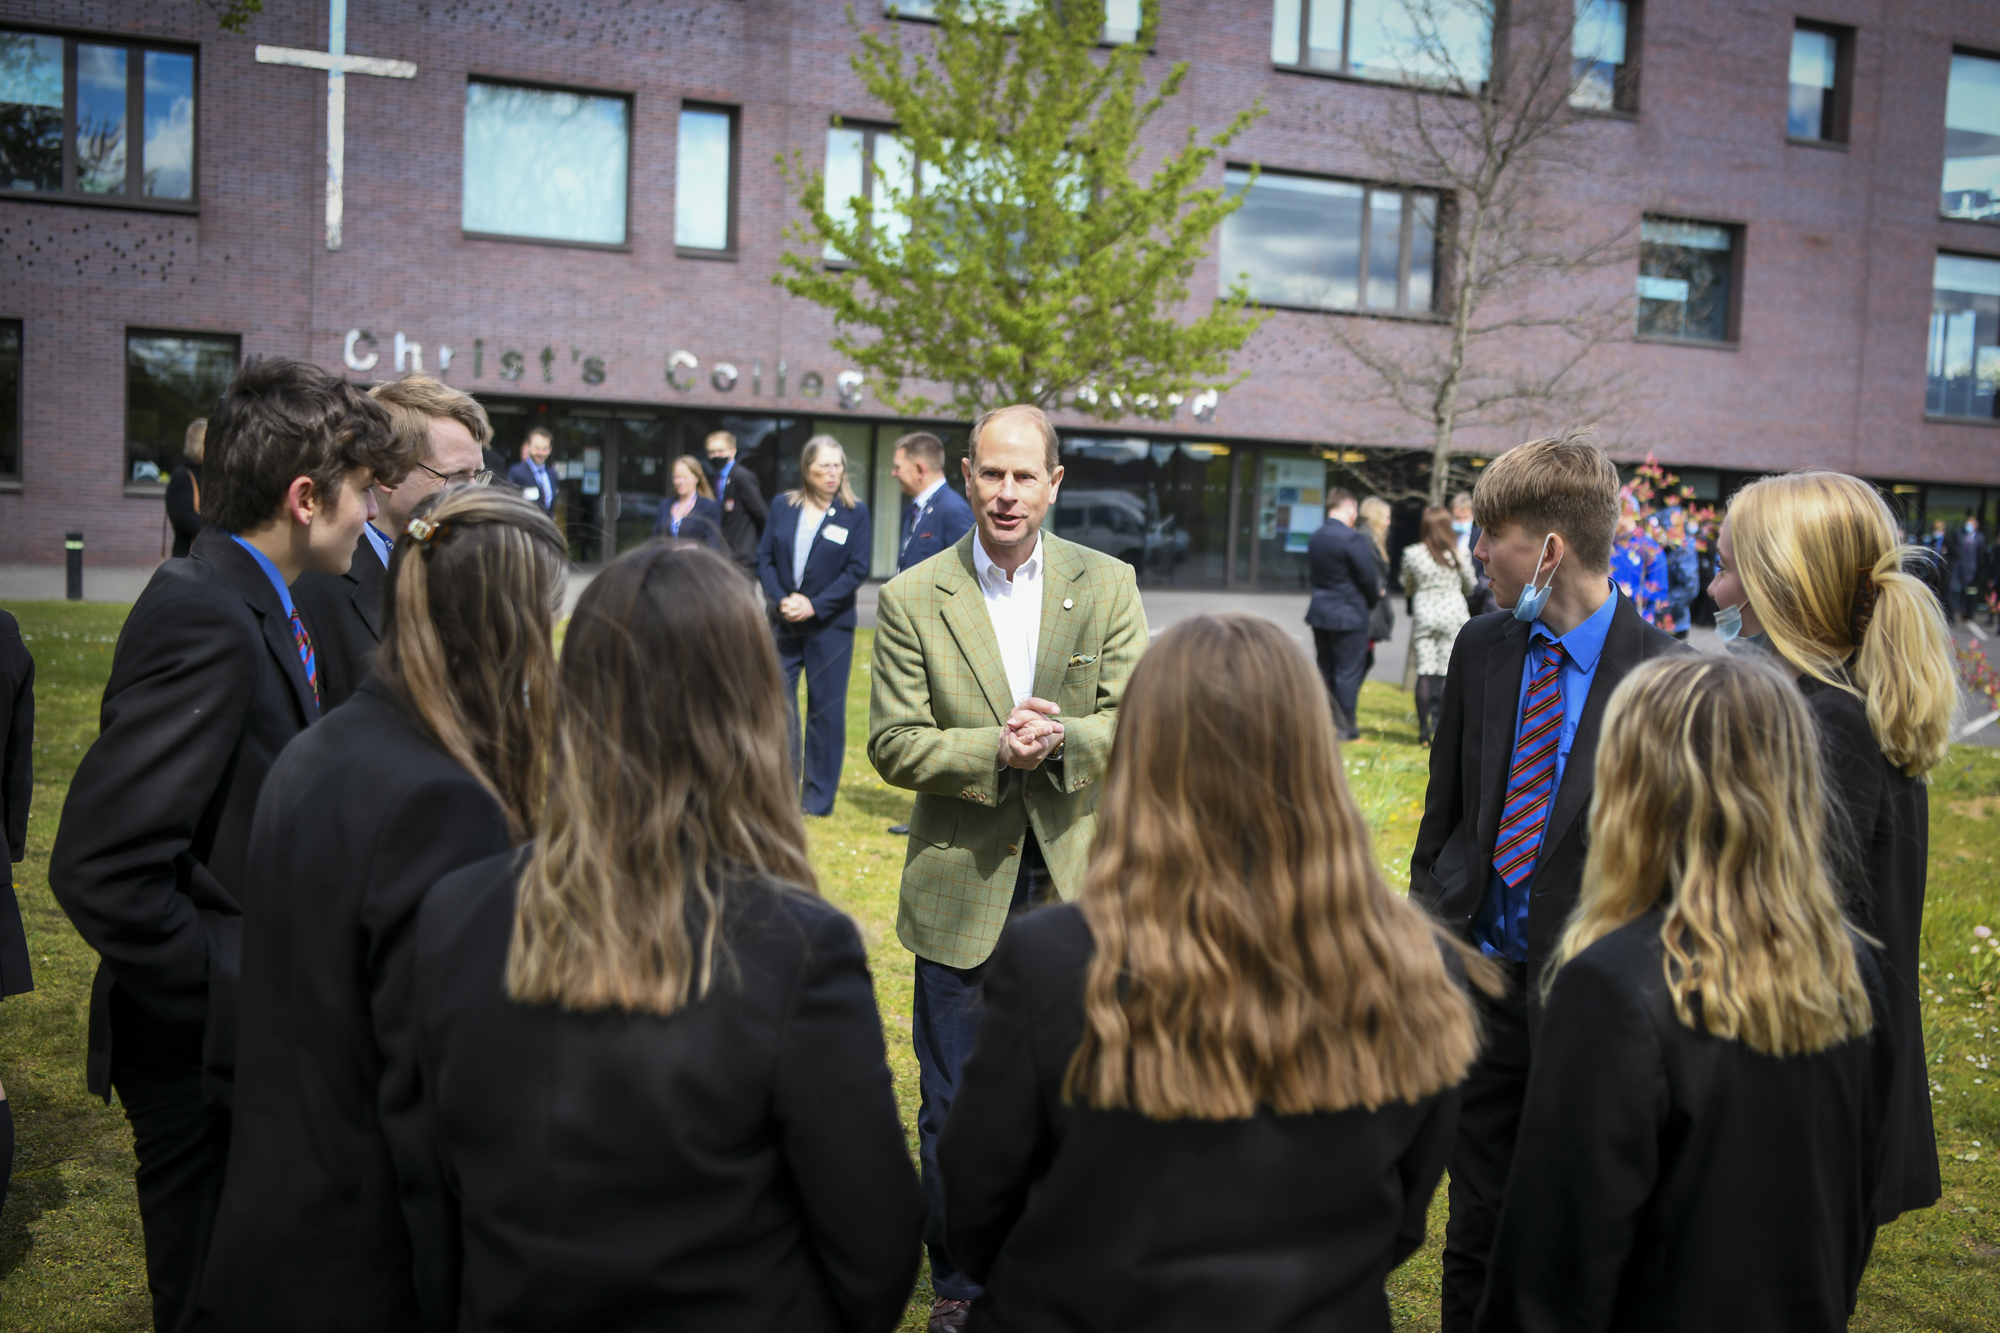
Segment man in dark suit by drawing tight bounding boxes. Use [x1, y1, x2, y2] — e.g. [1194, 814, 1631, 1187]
[293, 375, 493, 711]
[704, 428, 769, 577]
[1305, 487, 1381, 741]
[892, 431, 975, 574]
[1407, 429, 1688, 1333]
[48, 358, 402, 1333]
[506, 426, 558, 516]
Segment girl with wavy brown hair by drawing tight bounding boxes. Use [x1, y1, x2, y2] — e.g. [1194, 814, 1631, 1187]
[411, 541, 922, 1333]
[939, 613, 1493, 1333]
[202, 485, 566, 1330]
[1708, 469, 1955, 1223]
[1479, 653, 1893, 1332]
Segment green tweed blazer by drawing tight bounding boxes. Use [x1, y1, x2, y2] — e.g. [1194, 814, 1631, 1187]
[868, 530, 1146, 969]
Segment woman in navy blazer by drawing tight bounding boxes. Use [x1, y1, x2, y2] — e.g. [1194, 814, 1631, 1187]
[653, 455, 725, 549]
[756, 435, 871, 816]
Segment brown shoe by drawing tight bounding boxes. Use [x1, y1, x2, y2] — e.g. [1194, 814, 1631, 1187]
[928, 1297, 972, 1332]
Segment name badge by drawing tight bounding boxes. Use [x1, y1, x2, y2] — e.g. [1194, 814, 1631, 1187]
[522, 485, 541, 501]
[823, 525, 850, 546]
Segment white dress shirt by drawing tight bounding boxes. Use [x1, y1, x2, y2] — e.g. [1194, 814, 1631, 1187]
[792, 501, 826, 588]
[974, 530, 1044, 707]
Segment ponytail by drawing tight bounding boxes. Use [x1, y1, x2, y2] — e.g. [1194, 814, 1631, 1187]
[1852, 546, 1956, 775]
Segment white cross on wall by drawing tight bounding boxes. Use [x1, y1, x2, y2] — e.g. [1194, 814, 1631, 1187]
[256, 0, 416, 250]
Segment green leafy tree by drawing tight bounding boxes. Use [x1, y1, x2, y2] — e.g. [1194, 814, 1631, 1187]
[196, 0, 264, 33]
[777, 0, 1265, 422]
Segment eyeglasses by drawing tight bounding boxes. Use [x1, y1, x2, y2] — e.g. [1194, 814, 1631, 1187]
[417, 461, 494, 488]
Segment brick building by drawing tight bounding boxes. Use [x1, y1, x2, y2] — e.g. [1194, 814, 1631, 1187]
[2, 0, 1998, 587]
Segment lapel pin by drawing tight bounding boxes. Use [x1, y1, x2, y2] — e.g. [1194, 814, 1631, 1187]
[1063, 598, 1074, 610]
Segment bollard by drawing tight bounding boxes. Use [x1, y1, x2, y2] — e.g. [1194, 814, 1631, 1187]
[65, 531, 83, 601]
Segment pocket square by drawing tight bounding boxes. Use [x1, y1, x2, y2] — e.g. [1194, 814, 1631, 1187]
[1069, 653, 1097, 666]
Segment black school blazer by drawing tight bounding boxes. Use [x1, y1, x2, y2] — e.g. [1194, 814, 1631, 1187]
[195, 677, 511, 1333]
[1475, 913, 1896, 1332]
[414, 853, 923, 1333]
[292, 531, 388, 712]
[939, 904, 1459, 1333]
[50, 528, 319, 1102]
[1408, 594, 1686, 988]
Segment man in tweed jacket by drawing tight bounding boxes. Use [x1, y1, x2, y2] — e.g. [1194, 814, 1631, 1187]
[869, 405, 1145, 1330]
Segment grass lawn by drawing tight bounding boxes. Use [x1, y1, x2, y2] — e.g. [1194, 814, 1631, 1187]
[1, 602, 1996, 1331]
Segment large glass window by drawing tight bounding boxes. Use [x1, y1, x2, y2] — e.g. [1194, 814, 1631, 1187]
[0, 30, 195, 203]
[0, 320, 18, 479]
[1220, 169, 1437, 314]
[462, 81, 630, 245]
[1271, 0, 1490, 89]
[824, 123, 914, 261]
[1571, 0, 1634, 112]
[1943, 52, 2000, 223]
[1928, 253, 2000, 421]
[675, 104, 736, 252]
[126, 331, 238, 488]
[1637, 217, 1735, 344]
[1788, 23, 1848, 144]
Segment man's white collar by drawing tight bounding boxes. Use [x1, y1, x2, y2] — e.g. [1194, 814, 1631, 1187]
[974, 530, 1041, 585]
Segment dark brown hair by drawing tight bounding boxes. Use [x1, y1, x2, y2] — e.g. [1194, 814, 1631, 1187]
[375, 487, 567, 841]
[1471, 426, 1620, 571]
[508, 543, 817, 1015]
[1419, 505, 1460, 569]
[200, 357, 405, 533]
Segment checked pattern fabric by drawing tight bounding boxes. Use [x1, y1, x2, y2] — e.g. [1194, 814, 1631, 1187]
[289, 605, 320, 708]
[1493, 638, 1567, 888]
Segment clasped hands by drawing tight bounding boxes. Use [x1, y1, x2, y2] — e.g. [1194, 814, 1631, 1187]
[998, 698, 1063, 770]
[778, 593, 816, 623]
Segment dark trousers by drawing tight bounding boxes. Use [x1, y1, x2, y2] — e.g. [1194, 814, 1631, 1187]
[775, 625, 854, 817]
[1312, 628, 1369, 739]
[1441, 960, 1531, 1333]
[912, 842, 1051, 1303]
[110, 997, 231, 1333]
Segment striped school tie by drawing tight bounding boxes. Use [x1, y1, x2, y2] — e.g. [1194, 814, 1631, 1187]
[1492, 639, 1567, 888]
[289, 605, 320, 708]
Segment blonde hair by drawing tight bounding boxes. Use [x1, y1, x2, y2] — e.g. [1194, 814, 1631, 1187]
[1472, 426, 1620, 571]
[374, 488, 566, 842]
[784, 434, 859, 509]
[1065, 614, 1497, 1120]
[1727, 471, 1955, 776]
[672, 454, 715, 500]
[1357, 495, 1391, 567]
[183, 417, 207, 463]
[508, 543, 817, 1015]
[369, 374, 493, 462]
[1554, 654, 1873, 1057]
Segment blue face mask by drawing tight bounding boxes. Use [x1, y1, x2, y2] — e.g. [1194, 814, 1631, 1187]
[1713, 602, 1744, 643]
[1512, 535, 1561, 623]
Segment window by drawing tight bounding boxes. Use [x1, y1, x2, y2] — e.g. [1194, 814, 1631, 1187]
[675, 105, 736, 253]
[1637, 217, 1737, 344]
[0, 321, 18, 479]
[0, 30, 195, 204]
[126, 331, 237, 489]
[1271, 0, 1491, 89]
[1788, 22, 1850, 144]
[1927, 253, 2000, 420]
[884, 0, 1139, 42]
[462, 80, 629, 245]
[824, 123, 914, 261]
[1220, 169, 1438, 314]
[1572, 0, 1637, 113]
[1943, 52, 2000, 222]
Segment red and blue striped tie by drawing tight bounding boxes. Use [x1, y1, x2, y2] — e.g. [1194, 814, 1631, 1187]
[289, 605, 320, 708]
[1493, 639, 1567, 888]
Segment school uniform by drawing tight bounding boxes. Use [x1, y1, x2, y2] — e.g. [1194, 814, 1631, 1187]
[651, 493, 725, 549]
[413, 852, 924, 1332]
[897, 477, 976, 572]
[291, 525, 391, 712]
[1475, 912, 1896, 1332]
[195, 677, 511, 1333]
[1802, 676, 1941, 1222]
[0, 610, 35, 1000]
[940, 905, 1458, 1332]
[756, 495, 872, 816]
[49, 527, 321, 1333]
[1407, 589, 1686, 1332]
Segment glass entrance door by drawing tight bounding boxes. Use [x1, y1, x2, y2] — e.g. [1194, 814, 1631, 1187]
[612, 415, 672, 555]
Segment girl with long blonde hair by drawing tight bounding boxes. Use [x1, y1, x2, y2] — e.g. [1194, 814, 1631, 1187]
[1480, 653, 1893, 1332]
[939, 613, 1496, 1331]
[1709, 469, 1953, 1222]
[411, 542, 921, 1331]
